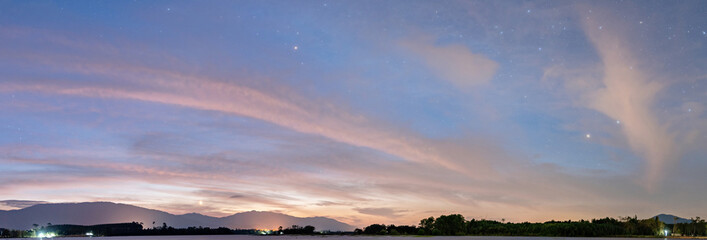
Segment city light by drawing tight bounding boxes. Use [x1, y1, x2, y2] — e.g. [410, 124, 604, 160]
[37, 232, 56, 238]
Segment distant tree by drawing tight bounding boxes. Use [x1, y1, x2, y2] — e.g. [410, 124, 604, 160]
[303, 225, 315, 234]
[282, 225, 315, 234]
[697, 217, 707, 236]
[434, 214, 466, 235]
[388, 225, 418, 235]
[690, 217, 703, 236]
[363, 224, 386, 235]
[419, 216, 434, 233]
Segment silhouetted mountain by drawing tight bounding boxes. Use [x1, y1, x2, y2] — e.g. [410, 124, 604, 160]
[0, 202, 353, 231]
[178, 213, 217, 226]
[221, 211, 352, 231]
[653, 214, 692, 224]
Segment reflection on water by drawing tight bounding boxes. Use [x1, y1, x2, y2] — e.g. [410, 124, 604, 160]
[10, 236, 687, 240]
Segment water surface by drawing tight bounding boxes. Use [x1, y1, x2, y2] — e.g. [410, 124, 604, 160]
[9, 236, 683, 240]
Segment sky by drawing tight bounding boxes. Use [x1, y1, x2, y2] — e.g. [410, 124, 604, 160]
[0, 0, 706, 227]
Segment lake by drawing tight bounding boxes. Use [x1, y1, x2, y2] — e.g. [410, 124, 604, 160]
[4, 236, 681, 240]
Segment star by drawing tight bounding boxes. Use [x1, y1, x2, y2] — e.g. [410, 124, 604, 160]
[293, 46, 299, 51]
[616, 120, 621, 124]
[585, 133, 591, 139]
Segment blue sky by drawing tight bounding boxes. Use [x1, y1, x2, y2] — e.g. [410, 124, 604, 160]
[1, 0, 706, 226]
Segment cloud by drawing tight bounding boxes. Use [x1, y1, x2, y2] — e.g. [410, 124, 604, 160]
[540, 7, 704, 191]
[354, 207, 407, 218]
[0, 28, 497, 180]
[316, 201, 345, 206]
[3, 6, 704, 227]
[0, 200, 48, 209]
[401, 36, 499, 89]
[580, 16, 677, 188]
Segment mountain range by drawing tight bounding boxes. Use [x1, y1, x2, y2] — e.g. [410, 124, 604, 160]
[0, 201, 694, 232]
[0, 202, 353, 231]
[653, 214, 692, 224]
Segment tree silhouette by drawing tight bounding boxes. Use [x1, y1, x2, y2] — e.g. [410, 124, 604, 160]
[434, 214, 466, 235]
[282, 225, 315, 234]
[359, 213, 705, 237]
[419, 216, 434, 234]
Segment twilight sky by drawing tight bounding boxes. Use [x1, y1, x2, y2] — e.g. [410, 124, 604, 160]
[1, 0, 706, 227]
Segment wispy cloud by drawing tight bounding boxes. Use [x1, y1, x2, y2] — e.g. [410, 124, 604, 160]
[1, 1, 705, 226]
[0, 200, 48, 209]
[401, 36, 499, 89]
[354, 207, 408, 219]
[577, 13, 679, 188]
[7, 81, 488, 179]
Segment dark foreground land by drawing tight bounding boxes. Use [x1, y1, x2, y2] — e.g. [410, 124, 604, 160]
[0, 223, 320, 238]
[356, 214, 706, 237]
[1, 214, 705, 238]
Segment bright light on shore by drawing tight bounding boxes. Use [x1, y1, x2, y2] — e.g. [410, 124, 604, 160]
[37, 232, 56, 238]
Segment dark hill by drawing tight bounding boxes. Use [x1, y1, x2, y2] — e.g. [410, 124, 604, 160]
[0, 202, 353, 231]
[653, 214, 692, 224]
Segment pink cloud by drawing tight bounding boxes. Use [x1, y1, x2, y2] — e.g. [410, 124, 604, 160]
[581, 17, 677, 188]
[401, 36, 499, 89]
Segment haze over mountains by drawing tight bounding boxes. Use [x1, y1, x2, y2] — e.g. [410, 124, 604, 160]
[0, 202, 353, 231]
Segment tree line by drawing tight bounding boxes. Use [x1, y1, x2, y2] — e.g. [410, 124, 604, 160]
[0, 222, 144, 238]
[3, 215, 705, 238]
[356, 214, 707, 237]
[0, 222, 320, 238]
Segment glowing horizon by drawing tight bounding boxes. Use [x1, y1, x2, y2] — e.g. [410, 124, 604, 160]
[1, 0, 705, 227]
